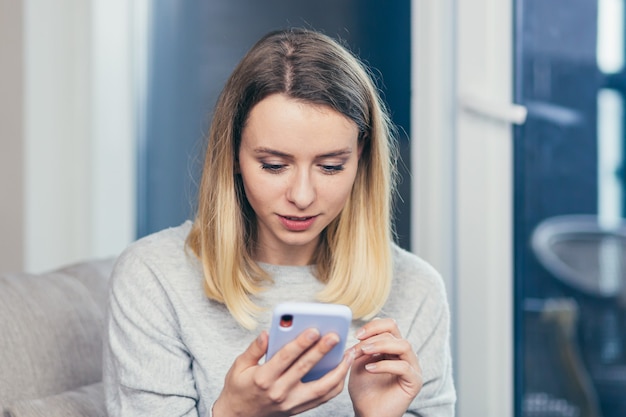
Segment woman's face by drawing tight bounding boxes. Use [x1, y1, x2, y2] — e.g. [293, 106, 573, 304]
[238, 93, 361, 265]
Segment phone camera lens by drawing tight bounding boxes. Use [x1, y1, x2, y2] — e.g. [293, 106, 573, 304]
[279, 314, 293, 328]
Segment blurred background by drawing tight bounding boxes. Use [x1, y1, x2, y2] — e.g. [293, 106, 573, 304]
[2, 1, 626, 416]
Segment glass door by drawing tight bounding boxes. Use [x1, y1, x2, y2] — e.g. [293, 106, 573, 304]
[514, 1, 626, 416]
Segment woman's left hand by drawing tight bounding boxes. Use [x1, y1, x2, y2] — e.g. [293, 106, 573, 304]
[348, 318, 423, 417]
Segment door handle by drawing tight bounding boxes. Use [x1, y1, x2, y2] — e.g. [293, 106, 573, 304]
[459, 93, 528, 125]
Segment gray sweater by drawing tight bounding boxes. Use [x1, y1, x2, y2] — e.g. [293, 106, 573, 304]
[103, 222, 456, 416]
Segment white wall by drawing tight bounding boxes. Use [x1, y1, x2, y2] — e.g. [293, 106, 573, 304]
[413, 0, 515, 416]
[24, 1, 93, 273]
[0, 1, 136, 274]
[89, 1, 138, 259]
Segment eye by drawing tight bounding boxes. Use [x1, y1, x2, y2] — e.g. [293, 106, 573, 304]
[261, 163, 286, 173]
[320, 164, 345, 174]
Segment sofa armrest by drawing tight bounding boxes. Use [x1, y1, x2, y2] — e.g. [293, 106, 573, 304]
[0, 258, 115, 410]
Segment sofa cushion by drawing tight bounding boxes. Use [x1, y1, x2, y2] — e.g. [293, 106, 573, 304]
[5, 382, 105, 417]
[55, 258, 116, 315]
[0, 258, 115, 409]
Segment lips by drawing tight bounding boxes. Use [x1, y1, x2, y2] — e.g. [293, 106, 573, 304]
[279, 215, 318, 232]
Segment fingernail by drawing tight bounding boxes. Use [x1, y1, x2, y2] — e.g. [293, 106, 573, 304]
[306, 328, 320, 341]
[325, 334, 339, 347]
[365, 363, 377, 371]
[361, 343, 374, 353]
[356, 328, 366, 339]
[257, 332, 265, 346]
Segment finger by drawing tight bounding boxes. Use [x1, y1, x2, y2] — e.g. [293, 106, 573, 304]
[320, 347, 356, 381]
[359, 337, 419, 366]
[260, 346, 354, 414]
[355, 317, 401, 340]
[236, 331, 269, 368]
[351, 332, 401, 359]
[262, 328, 321, 379]
[288, 349, 355, 415]
[289, 378, 345, 416]
[279, 332, 343, 382]
[364, 359, 423, 394]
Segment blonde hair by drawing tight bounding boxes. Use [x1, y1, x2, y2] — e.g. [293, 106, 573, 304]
[186, 28, 398, 329]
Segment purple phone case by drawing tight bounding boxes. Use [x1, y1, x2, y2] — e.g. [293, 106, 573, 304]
[266, 302, 352, 382]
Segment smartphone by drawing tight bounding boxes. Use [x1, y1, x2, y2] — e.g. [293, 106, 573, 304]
[266, 302, 352, 382]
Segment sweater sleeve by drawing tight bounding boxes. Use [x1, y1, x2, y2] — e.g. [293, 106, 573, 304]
[103, 250, 207, 417]
[404, 269, 456, 416]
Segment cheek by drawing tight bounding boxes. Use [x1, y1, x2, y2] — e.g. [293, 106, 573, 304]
[323, 175, 358, 210]
[240, 172, 283, 208]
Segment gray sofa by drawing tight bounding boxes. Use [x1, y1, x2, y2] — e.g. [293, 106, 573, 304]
[0, 258, 116, 417]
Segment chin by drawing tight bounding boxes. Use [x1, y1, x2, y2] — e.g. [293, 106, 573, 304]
[278, 233, 319, 248]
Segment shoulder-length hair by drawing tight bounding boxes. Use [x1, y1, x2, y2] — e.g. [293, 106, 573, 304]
[186, 28, 398, 329]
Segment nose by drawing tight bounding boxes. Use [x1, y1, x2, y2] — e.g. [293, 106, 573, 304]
[286, 169, 316, 209]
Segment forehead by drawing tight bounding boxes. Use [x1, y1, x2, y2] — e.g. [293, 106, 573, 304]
[241, 94, 359, 153]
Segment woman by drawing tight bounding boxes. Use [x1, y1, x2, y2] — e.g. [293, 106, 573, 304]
[104, 28, 455, 416]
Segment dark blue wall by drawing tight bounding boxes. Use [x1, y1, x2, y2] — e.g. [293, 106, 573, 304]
[138, 0, 412, 249]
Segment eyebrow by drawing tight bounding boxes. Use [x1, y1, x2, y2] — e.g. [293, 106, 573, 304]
[253, 147, 353, 158]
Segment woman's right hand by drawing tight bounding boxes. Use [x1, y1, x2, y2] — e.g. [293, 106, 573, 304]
[212, 328, 354, 417]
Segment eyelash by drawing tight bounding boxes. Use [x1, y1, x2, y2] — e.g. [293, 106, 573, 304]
[261, 163, 286, 173]
[320, 165, 345, 174]
[260, 163, 345, 174]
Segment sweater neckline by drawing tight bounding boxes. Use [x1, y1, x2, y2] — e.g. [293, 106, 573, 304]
[258, 262, 316, 275]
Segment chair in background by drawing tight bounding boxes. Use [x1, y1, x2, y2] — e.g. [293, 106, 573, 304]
[523, 298, 602, 417]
